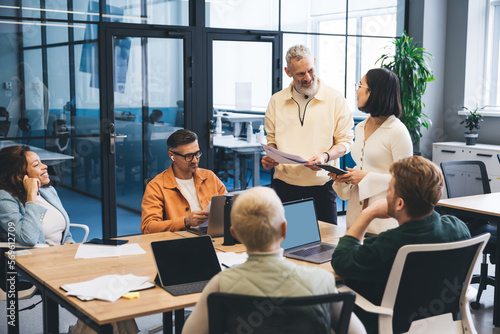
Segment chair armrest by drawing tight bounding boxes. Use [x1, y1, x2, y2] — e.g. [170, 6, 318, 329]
[69, 223, 90, 243]
[337, 285, 393, 316]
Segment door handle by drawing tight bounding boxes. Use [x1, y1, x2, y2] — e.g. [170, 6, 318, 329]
[108, 123, 127, 154]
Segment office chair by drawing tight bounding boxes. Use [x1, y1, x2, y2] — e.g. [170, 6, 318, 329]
[339, 234, 488, 334]
[207, 292, 356, 334]
[0, 107, 10, 137]
[440, 160, 496, 309]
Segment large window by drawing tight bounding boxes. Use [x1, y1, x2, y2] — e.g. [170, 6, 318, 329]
[484, 0, 500, 108]
[464, 0, 500, 115]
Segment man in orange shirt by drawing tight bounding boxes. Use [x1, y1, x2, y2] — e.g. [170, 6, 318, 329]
[141, 129, 226, 233]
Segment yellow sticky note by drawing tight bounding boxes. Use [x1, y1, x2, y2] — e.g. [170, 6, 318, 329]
[122, 292, 140, 299]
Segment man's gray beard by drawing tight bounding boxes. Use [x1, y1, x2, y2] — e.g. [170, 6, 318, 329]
[296, 79, 319, 97]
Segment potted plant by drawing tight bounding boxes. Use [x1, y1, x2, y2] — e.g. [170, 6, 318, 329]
[460, 107, 483, 145]
[377, 31, 436, 153]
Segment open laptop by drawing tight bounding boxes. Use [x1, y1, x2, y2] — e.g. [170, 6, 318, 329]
[282, 198, 336, 264]
[151, 235, 221, 296]
[189, 194, 240, 237]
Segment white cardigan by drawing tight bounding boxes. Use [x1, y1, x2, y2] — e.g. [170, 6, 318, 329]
[339, 115, 413, 234]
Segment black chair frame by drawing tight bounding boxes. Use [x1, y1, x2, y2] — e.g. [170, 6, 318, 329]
[440, 160, 495, 309]
[207, 292, 355, 334]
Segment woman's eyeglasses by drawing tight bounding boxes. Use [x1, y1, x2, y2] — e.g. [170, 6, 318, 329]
[355, 82, 370, 91]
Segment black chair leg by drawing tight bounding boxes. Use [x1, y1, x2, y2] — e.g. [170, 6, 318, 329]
[471, 260, 495, 309]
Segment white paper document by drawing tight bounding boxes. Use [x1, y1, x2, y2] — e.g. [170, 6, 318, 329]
[75, 243, 146, 259]
[261, 144, 308, 164]
[61, 274, 150, 302]
[217, 252, 248, 270]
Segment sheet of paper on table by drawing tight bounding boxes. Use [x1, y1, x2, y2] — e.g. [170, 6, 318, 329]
[61, 274, 150, 302]
[262, 144, 308, 164]
[217, 252, 248, 270]
[75, 243, 146, 259]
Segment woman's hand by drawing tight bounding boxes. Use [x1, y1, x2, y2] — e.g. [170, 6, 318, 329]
[328, 173, 344, 183]
[333, 167, 368, 186]
[23, 175, 40, 202]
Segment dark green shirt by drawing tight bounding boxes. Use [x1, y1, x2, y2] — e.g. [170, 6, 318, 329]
[331, 211, 471, 333]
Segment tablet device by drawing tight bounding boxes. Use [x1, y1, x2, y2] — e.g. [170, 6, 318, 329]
[315, 164, 348, 175]
[85, 238, 128, 246]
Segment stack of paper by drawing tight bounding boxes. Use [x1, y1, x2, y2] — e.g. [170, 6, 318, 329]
[217, 252, 248, 269]
[61, 274, 151, 302]
[75, 243, 146, 259]
[261, 144, 308, 164]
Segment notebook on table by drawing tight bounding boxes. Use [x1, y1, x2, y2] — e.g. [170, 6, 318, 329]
[282, 198, 336, 264]
[151, 235, 221, 296]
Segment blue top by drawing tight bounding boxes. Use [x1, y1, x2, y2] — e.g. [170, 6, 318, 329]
[0, 186, 74, 246]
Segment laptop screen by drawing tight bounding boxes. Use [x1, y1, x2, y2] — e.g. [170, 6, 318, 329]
[281, 198, 321, 251]
[151, 236, 221, 286]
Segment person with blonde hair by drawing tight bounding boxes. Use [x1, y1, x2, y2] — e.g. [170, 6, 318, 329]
[183, 186, 366, 334]
[331, 156, 471, 333]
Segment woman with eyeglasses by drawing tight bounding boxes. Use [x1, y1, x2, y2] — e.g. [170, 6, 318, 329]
[330, 68, 413, 234]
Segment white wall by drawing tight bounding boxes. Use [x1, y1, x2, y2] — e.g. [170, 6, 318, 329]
[409, 0, 500, 159]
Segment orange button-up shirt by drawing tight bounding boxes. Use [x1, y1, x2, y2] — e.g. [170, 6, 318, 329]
[141, 166, 227, 233]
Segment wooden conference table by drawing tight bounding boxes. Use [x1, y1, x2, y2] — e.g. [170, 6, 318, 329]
[437, 192, 500, 326]
[6, 222, 345, 334]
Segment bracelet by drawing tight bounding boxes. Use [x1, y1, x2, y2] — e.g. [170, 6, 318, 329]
[323, 152, 330, 162]
[184, 217, 189, 229]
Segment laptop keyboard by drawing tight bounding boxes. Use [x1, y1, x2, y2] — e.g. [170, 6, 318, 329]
[164, 281, 209, 296]
[290, 244, 335, 257]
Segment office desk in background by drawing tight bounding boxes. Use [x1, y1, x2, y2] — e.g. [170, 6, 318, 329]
[0, 140, 74, 166]
[437, 192, 500, 326]
[216, 112, 265, 137]
[214, 136, 264, 190]
[7, 222, 345, 334]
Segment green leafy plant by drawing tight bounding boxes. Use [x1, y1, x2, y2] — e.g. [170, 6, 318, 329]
[460, 107, 483, 133]
[377, 31, 436, 145]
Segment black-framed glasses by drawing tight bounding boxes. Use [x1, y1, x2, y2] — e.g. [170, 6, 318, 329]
[170, 150, 203, 162]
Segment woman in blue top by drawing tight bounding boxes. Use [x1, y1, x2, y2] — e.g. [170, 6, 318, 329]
[0, 145, 74, 246]
[0, 145, 139, 334]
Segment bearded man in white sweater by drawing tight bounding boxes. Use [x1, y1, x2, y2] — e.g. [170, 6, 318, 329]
[182, 186, 366, 334]
[262, 44, 354, 225]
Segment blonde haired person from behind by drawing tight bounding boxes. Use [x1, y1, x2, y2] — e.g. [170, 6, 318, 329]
[182, 186, 366, 334]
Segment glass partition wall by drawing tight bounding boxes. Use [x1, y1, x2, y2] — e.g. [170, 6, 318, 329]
[0, 0, 406, 237]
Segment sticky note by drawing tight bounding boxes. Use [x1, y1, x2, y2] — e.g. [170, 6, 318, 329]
[122, 292, 140, 299]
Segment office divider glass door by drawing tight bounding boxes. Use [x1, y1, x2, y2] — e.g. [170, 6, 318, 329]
[209, 35, 280, 191]
[101, 26, 190, 237]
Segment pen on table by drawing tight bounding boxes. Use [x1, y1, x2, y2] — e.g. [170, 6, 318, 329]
[222, 263, 230, 269]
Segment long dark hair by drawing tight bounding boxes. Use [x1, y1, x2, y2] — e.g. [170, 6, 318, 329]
[0, 145, 31, 204]
[359, 68, 402, 118]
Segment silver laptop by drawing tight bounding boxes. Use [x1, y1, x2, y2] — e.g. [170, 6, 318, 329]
[189, 194, 240, 237]
[151, 236, 221, 296]
[282, 198, 336, 264]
